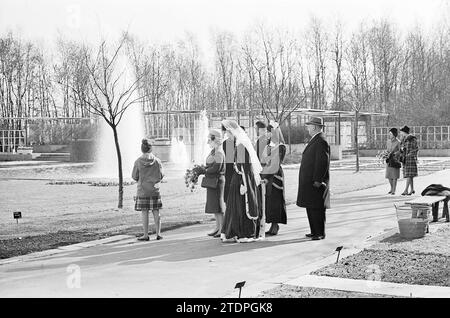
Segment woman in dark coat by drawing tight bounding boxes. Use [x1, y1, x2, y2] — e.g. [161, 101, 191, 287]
[204, 129, 226, 237]
[220, 120, 263, 243]
[261, 123, 287, 235]
[222, 125, 235, 203]
[399, 126, 419, 195]
[385, 128, 401, 195]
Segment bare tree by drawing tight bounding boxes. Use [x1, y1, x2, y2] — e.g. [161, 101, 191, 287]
[304, 17, 329, 109]
[346, 26, 372, 172]
[54, 37, 91, 118]
[331, 20, 345, 110]
[242, 26, 306, 124]
[70, 34, 149, 208]
[214, 31, 236, 110]
[368, 20, 401, 115]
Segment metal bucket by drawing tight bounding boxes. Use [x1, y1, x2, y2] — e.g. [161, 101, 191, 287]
[394, 204, 412, 220]
[397, 218, 427, 239]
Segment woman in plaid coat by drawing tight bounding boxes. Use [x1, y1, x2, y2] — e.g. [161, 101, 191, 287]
[132, 139, 164, 241]
[399, 126, 419, 195]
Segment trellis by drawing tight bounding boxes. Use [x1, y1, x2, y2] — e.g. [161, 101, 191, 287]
[0, 117, 99, 152]
[371, 126, 450, 149]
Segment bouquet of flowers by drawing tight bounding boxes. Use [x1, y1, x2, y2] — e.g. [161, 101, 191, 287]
[376, 150, 390, 166]
[184, 164, 206, 192]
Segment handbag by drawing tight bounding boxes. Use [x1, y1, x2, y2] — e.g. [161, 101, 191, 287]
[201, 175, 218, 189]
[388, 154, 401, 169]
[389, 159, 401, 169]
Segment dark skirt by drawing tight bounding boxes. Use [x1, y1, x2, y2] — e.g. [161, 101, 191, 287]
[221, 171, 259, 239]
[263, 167, 287, 224]
[134, 193, 162, 211]
[205, 175, 226, 214]
[224, 163, 234, 202]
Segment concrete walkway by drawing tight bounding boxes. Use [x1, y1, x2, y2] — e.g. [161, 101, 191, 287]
[1, 169, 449, 298]
[283, 275, 450, 298]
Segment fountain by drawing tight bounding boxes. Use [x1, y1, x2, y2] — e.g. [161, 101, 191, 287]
[93, 104, 144, 178]
[169, 135, 190, 171]
[93, 55, 145, 179]
[192, 110, 211, 165]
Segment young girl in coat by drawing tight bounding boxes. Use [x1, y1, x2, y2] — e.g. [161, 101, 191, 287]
[132, 139, 164, 241]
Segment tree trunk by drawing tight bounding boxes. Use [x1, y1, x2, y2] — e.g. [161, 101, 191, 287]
[355, 110, 360, 173]
[112, 125, 124, 209]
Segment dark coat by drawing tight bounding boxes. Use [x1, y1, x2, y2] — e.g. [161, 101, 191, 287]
[296, 132, 331, 209]
[222, 138, 235, 201]
[400, 135, 418, 177]
[421, 184, 450, 197]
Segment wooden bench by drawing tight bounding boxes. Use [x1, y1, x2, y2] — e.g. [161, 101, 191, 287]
[405, 195, 450, 222]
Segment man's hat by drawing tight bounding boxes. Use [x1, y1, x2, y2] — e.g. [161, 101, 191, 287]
[400, 125, 410, 134]
[305, 117, 325, 127]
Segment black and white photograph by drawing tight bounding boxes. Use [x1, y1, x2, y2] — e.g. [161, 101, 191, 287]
[0, 0, 449, 304]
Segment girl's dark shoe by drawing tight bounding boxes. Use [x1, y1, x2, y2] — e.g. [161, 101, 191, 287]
[401, 191, 408, 196]
[408, 191, 415, 195]
[207, 230, 219, 237]
[156, 235, 163, 240]
[213, 233, 221, 238]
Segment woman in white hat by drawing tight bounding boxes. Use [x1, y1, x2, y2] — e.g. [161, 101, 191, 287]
[203, 128, 226, 237]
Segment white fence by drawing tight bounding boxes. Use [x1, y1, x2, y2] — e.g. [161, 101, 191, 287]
[0, 130, 25, 152]
[371, 126, 450, 149]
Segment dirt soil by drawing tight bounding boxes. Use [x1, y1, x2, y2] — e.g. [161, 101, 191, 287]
[312, 224, 450, 287]
[259, 285, 404, 298]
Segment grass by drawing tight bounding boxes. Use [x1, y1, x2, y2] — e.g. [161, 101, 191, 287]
[0, 160, 442, 259]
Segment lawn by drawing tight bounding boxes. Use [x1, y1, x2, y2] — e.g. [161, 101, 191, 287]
[0, 162, 396, 239]
[0, 160, 431, 259]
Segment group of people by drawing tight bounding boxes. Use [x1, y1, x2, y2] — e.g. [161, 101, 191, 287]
[203, 116, 330, 242]
[130, 116, 331, 242]
[203, 119, 288, 242]
[384, 125, 419, 196]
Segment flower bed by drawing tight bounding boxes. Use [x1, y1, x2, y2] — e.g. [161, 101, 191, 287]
[312, 224, 450, 287]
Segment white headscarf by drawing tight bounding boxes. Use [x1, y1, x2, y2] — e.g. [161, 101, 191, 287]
[268, 120, 286, 145]
[221, 119, 262, 184]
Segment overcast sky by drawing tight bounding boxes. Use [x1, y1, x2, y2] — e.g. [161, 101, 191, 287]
[0, 0, 448, 50]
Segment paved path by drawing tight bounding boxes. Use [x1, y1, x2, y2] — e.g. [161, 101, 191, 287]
[1, 169, 449, 297]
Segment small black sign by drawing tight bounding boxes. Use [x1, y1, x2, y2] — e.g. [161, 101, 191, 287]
[234, 281, 246, 289]
[13, 212, 22, 219]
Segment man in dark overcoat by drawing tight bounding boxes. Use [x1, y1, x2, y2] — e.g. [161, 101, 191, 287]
[296, 117, 330, 240]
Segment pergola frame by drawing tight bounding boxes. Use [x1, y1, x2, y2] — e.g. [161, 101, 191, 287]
[142, 108, 388, 147]
[0, 108, 388, 152]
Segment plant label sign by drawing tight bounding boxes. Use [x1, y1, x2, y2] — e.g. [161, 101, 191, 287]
[13, 212, 22, 219]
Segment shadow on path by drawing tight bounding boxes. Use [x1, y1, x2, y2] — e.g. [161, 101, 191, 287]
[5, 235, 313, 273]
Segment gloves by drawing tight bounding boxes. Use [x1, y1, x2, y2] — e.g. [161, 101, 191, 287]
[313, 181, 324, 188]
[240, 184, 247, 195]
